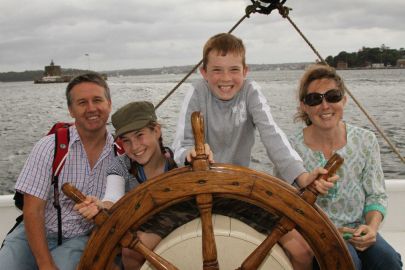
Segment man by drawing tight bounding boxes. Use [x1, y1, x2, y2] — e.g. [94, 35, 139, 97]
[0, 73, 115, 270]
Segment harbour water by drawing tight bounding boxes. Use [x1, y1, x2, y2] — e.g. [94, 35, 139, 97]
[0, 69, 404, 194]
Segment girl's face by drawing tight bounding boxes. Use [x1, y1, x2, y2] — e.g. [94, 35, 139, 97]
[300, 78, 347, 131]
[120, 125, 161, 166]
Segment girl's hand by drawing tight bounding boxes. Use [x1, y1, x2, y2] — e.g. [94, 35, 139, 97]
[73, 195, 103, 220]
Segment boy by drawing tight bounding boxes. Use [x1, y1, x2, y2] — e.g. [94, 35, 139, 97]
[173, 33, 335, 270]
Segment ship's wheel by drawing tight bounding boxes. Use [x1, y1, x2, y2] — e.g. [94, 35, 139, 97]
[63, 112, 354, 270]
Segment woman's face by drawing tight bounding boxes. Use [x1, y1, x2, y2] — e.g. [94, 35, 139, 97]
[300, 78, 347, 131]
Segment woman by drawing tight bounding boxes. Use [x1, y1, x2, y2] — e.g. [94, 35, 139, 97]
[291, 64, 402, 269]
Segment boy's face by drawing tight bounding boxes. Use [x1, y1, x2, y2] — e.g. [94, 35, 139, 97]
[200, 50, 248, 101]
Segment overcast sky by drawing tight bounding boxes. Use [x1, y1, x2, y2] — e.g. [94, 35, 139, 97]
[1, 0, 404, 72]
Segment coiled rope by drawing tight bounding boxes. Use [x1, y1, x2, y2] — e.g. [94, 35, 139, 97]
[155, 0, 404, 165]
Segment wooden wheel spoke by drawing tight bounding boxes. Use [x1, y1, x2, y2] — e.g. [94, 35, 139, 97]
[63, 183, 179, 270]
[196, 194, 219, 270]
[124, 232, 179, 270]
[238, 217, 296, 270]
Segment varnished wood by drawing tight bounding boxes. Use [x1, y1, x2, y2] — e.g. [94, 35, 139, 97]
[62, 183, 109, 226]
[62, 183, 86, 203]
[191, 111, 209, 171]
[64, 164, 353, 269]
[127, 237, 179, 270]
[238, 153, 344, 269]
[301, 153, 344, 205]
[196, 194, 219, 270]
[62, 112, 354, 270]
[238, 216, 295, 270]
[63, 183, 179, 270]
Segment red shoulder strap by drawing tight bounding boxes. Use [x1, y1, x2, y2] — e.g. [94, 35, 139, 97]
[114, 138, 125, 156]
[47, 122, 73, 136]
[48, 122, 72, 246]
[52, 125, 71, 176]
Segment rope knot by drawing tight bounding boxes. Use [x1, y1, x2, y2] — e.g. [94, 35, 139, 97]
[246, 0, 287, 15]
[278, 5, 292, 18]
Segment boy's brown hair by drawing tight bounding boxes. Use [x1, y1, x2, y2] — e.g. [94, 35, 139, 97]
[202, 33, 246, 70]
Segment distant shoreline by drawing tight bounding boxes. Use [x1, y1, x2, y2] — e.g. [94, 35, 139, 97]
[336, 66, 405, 71]
[1, 63, 404, 82]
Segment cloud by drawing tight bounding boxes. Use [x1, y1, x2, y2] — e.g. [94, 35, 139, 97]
[1, 0, 404, 72]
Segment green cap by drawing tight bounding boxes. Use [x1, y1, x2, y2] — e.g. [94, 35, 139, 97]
[112, 101, 157, 138]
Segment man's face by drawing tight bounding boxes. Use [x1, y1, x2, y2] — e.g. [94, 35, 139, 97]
[200, 50, 248, 101]
[68, 82, 111, 134]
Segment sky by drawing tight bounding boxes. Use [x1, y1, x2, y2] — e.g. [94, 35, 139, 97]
[1, 0, 404, 72]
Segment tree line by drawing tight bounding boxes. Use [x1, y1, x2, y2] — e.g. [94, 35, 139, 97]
[325, 45, 405, 68]
[0, 69, 91, 82]
[0, 70, 44, 82]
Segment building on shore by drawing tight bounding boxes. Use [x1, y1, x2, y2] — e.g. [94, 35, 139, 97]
[336, 61, 348, 69]
[34, 60, 73, 84]
[371, 63, 385, 69]
[396, 59, 405, 68]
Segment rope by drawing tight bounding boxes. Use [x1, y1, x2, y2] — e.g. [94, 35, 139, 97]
[276, 5, 405, 164]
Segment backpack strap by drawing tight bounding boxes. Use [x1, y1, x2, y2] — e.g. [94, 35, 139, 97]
[47, 122, 72, 136]
[9, 123, 72, 244]
[52, 127, 70, 176]
[113, 138, 125, 156]
[51, 125, 70, 246]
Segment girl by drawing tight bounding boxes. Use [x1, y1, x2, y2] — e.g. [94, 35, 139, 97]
[74, 101, 180, 269]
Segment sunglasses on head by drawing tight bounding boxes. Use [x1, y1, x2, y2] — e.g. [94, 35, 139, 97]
[303, 89, 343, 106]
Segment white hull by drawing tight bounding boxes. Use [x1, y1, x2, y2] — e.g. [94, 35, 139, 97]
[0, 194, 20, 242]
[1, 179, 404, 263]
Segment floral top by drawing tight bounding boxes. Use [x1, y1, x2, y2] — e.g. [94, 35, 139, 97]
[290, 123, 387, 228]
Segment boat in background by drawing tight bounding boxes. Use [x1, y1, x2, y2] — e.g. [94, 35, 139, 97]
[34, 60, 73, 84]
[33, 60, 107, 83]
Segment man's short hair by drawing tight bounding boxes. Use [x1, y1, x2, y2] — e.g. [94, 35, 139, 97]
[66, 73, 111, 106]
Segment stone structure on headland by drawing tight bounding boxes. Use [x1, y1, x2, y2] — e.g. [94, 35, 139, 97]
[34, 60, 73, 84]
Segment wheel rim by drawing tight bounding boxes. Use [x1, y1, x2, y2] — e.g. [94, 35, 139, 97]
[77, 163, 354, 269]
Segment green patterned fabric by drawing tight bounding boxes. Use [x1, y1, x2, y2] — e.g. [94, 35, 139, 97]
[290, 123, 387, 228]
